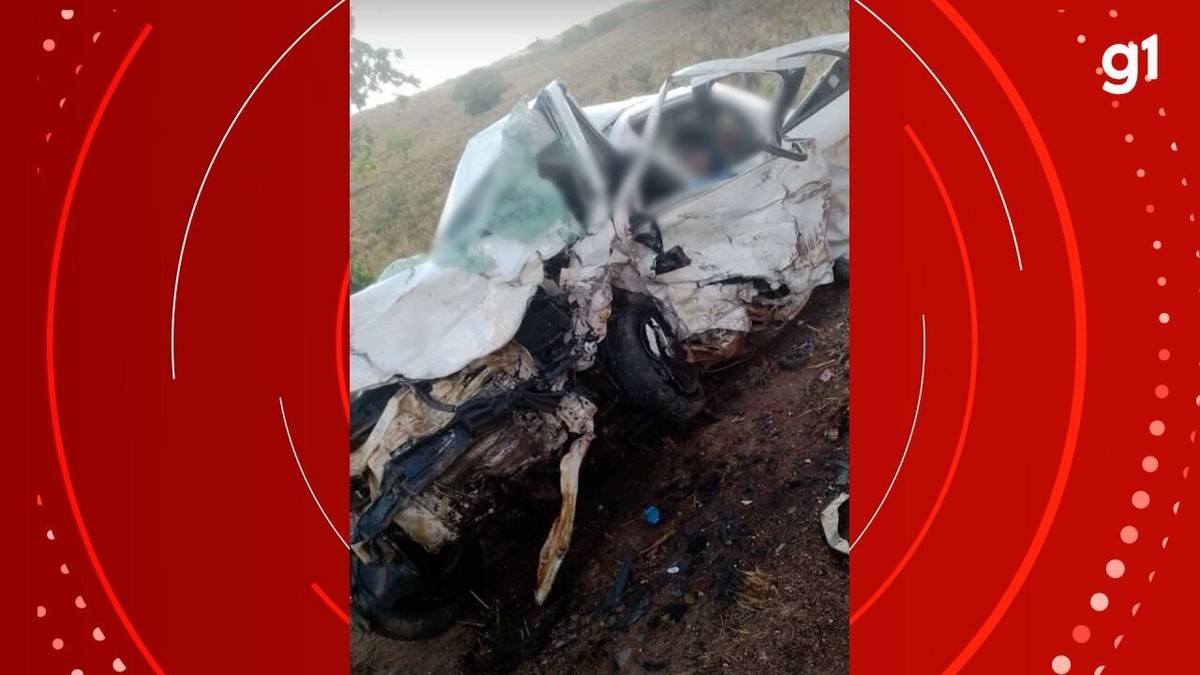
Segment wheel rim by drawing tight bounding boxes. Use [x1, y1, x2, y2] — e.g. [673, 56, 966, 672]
[638, 315, 701, 395]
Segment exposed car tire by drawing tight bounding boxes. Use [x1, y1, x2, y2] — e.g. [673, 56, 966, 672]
[602, 297, 705, 422]
[832, 256, 849, 284]
[351, 540, 482, 641]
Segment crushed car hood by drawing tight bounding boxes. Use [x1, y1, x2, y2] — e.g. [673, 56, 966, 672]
[350, 105, 576, 390]
[350, 86, 609, 392]
[351, 34, 849, 392]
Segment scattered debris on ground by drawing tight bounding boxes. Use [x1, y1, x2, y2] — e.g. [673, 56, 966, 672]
[351, 285, 849, 674]
[821, 493, 850, 556]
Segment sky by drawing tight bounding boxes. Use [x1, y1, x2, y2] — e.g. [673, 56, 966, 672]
[352, 0, 628, 110]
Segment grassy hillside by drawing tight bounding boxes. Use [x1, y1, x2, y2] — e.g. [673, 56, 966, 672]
[350, 0, 848, 283]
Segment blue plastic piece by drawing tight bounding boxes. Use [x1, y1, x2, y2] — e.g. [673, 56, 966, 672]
[643, 505, 661, 525]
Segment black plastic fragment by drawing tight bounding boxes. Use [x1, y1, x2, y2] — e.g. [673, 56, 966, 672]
[594, 556, 633, 615]
[653, 246, 691, 275]
[629, 212, 664, 254]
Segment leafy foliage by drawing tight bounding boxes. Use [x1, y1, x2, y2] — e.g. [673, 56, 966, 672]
[452, 68, 508, 116]
[349, 262, 375, 293]
[350, 125, 376, 178]
[350, 17, 418, 111]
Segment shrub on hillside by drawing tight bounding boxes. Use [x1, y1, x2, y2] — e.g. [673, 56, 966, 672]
[628, 62, 654, 90]
[386, 131, 413, 158]
[350, 262, 375, 293]
[371, 184, 407, 234]
[453, 67, 508, 116]
[350, 125, 376, 178]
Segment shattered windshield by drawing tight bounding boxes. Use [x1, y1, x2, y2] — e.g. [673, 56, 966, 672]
[427, 104, 582, 274]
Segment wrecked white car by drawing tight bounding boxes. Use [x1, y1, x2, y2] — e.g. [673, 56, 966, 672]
[349, 34, 849, 639]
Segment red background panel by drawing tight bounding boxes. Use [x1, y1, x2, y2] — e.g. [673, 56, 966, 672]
[19, 2, 349, 673]
[851, 1, 1197, 673]
[11, 0, 1198, 673]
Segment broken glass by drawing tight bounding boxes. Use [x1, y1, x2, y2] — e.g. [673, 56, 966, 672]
[431, 103, 581, 273]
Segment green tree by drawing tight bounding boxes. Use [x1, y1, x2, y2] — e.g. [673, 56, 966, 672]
[453, 67, 508, 116]
[350, 17, 418, 111]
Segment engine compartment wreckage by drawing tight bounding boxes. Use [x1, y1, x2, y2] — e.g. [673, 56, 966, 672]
[349, 33, 849, 638]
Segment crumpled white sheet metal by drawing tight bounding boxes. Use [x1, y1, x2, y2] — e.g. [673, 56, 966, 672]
[638, 149, 833, 340]
[349, 251, 545, 389]
[351, 84, 611, 392]
[824, 134, 849, 263]
[350, 33, 851, 607]
[556, 224, 620, 368]
[821, 492, 850, 555]
[351, 36, 850, 391]
[609, 70, 835, 343]
[790, 89, 849, 262]
[612, 45, 839, 350]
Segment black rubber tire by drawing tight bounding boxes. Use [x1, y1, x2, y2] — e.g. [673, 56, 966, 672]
[601, 298, 705, 423]
[832, 256, 850, 284]
[351, 540, 482, 641]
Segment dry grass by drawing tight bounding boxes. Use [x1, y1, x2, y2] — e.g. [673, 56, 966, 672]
[734, 567, 779, 612]
[350, 0, 848, 278]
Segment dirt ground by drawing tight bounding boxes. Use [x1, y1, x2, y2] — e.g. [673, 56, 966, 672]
[352, 284, 849, 675]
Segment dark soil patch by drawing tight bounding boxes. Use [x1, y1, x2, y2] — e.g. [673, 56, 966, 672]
[352, 284, 849, 675]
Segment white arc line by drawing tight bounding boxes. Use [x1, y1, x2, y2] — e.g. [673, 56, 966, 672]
[171, 0, 346, 379]
[279, 396, 350, 549]
[850, 314, 926, 551]
[855, 0, 1023, 270]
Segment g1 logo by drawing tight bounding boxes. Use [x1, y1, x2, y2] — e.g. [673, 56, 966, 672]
[1102, 34, 1159, 95]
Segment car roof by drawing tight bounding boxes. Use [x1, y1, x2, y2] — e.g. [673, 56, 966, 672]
[671, 32, 849, 83]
